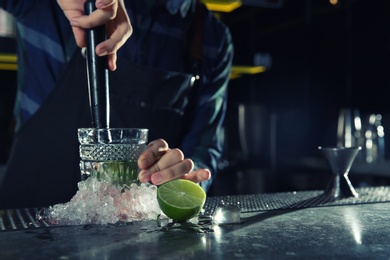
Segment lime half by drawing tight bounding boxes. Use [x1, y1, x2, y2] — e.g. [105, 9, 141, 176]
[157, 179, 206, 221]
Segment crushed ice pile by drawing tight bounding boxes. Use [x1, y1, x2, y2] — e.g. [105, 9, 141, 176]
[45, 176, 162, 225]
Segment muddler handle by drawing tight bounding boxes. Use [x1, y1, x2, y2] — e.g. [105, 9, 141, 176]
[84, 0, 110, 129]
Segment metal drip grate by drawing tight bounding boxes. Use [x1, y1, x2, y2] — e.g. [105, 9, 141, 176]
[0, 208, 50, 231]
[203, 186, 390, 215]
[2, 186, 390, 231]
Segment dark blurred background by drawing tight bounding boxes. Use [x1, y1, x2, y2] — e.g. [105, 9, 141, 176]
[209, 0, 390, 195]
[0, 8, 16, 169]
[1, 0, 390, 196]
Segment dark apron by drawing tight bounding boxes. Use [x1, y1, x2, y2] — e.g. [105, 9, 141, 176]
[0, 50, 194, 209]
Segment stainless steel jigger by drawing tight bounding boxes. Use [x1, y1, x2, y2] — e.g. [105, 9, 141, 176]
[318, 146, 362, 199]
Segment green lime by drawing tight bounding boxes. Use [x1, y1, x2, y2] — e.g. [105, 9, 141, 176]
[157, 179, 206, 221]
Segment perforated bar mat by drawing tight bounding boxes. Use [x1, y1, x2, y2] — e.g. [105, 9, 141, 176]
[2, 186, 390, 231]
[0, 208, 50, 231]
[203, 186, 390, 215]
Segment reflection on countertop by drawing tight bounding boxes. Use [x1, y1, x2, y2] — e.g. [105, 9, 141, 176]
[2, 187, 390, 259]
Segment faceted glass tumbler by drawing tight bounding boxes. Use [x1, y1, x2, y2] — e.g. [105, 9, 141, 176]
[78, 128, 148, 186]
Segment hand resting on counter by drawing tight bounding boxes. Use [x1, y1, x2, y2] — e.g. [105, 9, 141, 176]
[138, 139, 211, 186]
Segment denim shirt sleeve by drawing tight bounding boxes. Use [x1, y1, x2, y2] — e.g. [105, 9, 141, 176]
[181, 23, 234, 192]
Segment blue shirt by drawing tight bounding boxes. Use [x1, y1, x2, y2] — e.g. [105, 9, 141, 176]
[1, 0, 233, 191]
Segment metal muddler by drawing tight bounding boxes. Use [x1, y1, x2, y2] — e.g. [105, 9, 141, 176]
[84, 0, 110, 129]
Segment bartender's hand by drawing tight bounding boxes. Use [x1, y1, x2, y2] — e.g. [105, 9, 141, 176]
[138, 139, 211, 186]
[57, 0, 132, 71]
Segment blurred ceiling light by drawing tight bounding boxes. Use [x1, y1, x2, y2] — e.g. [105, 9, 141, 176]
[0, 53, 17, 71]
[202, 0, 284, 12]
[230, 65, 266, 79]
[0, 63, 17, 70]
[202, 0, 242, 12]
[329, 0, 338, 6]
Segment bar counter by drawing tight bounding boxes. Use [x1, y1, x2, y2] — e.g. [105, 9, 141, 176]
[1, 187, 390, 259]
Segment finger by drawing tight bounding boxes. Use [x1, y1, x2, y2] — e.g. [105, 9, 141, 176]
[69, 0, 118, 29]
[138, 139, 169, 169]
[57, 0, 84, 14]
[150, 159, 194, 185]
[181, 169, 211, 183]
[96, 11, 132, 56]
[96, 0, 116, 9]
[150, 149, 185, 173]
[106, 52, 117, 71]
[96, 3, 132, 69]
[61, 5, 114, 48]
[71, 7, 117, 29]
[57, 1, 88, 47]
[138, 149, 184, 183]
[71, 27, 86, 48]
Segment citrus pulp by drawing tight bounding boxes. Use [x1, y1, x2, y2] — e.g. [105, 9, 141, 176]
[157, 179, 206, 221]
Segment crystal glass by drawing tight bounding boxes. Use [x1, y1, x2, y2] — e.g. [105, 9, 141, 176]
[78, 128, 148, 186]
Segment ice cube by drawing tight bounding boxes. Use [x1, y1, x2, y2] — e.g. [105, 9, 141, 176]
[212, 204, 241, 225]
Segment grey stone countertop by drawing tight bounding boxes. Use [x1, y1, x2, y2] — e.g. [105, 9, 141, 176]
[1, 199, 390, 259]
